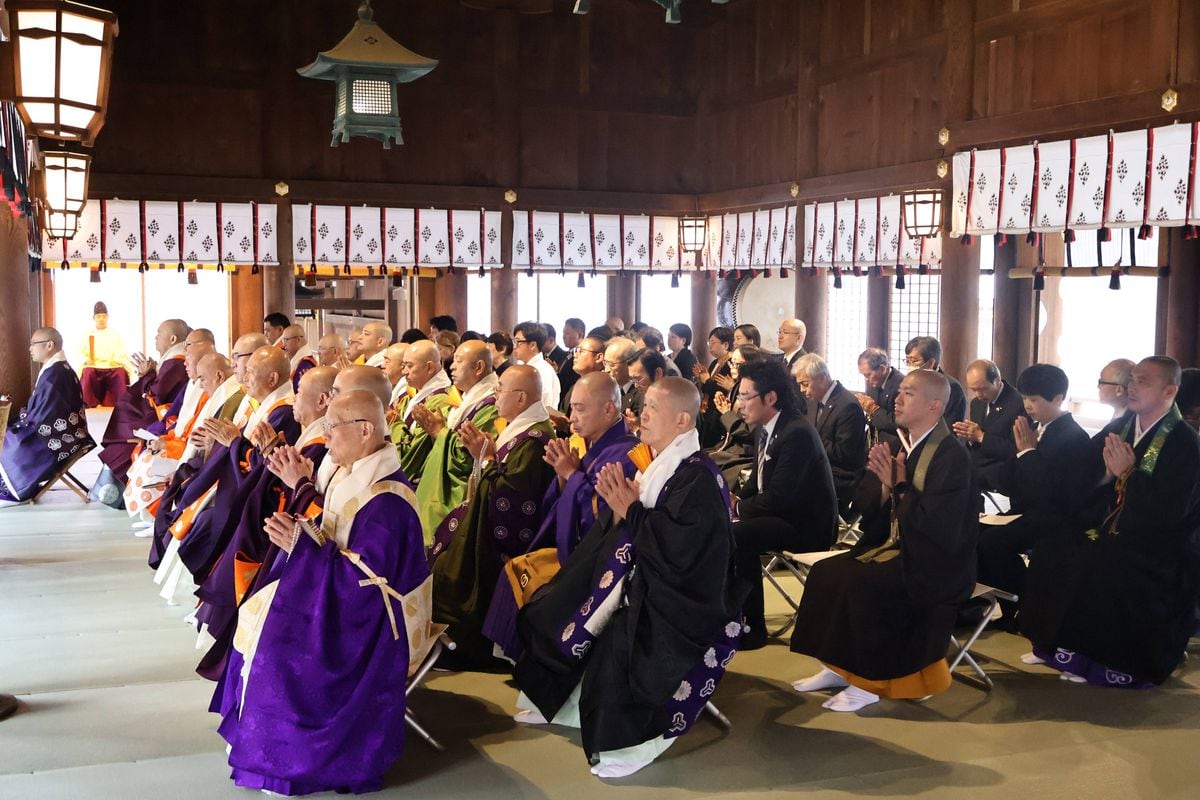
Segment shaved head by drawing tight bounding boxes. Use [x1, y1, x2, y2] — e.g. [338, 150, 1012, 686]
[300, 365, 338, 396]
[184, 341, 215, 378]
[496, 365, 542, 420]
[244, 345, 291, 399]
[326, 390, 388, 466]
[161, 319, 189, 340]
[233, 333, 270, 355]
[895, 369, 949, 432]
[279, 324, 307, 357]
[403, 340, 443, 390]
[567, 372, 622, 441]
[333, 390, 387, 432]
[187, 328, 215, 346]
[197, 352, 232, 393]
[33, 326, 63, 349]
[317, 332, 346, 366]
[640, 378, 700, 451]
[333, 364, 392, 410]
[651, 376, 701, 420]
[450, 340, 493, 391]
[906, 368, 951, 405]
[383, 342, 410, 386]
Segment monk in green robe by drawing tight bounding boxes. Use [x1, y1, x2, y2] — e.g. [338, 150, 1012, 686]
[412, 340, 501, 543]
[390, 339, 458, 481]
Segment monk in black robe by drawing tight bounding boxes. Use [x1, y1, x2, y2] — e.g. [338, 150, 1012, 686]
[1021, 356, 1200, 687]
[790, 369, 976, 712]
[514, 378, 745, 779]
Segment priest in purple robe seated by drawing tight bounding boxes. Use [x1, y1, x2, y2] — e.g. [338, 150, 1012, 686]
[96, 318, 191, 493]
[430, 365, 556, 665]
[1, 328, 95, 506]
[195, 365, 339, 681]
[170, 346, 300, 588]
[482, 371, 640, 660]
[513, 378, 745, 779]
[218, 389, 432, 795]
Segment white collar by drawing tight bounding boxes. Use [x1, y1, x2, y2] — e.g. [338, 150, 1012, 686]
[447, 372, 499, 431]
[245, 381, 294, 434]
[171, 379, 207, 436]
[180, 375, 243, 462]
[289, 344, 315, 371]
[495, 400, 551, 451]
[1134, 409, 1172, 446]
[160, 342, 187, 361]
[295, 418, 326, 451]
[408, 370, 451, 412]
[637, 428, 701, 508]
[760, 409, 781, 441]
[899, 421, 937, 455]
[322, 443, 402, 548]
[365, 349, 387, 368]
[36, 352, 68, 386]
[523, 352, 547, 368]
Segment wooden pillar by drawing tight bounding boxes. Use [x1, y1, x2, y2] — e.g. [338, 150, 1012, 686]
[938, 236, 979, 380]
[690, 271, 716, 362]
[795, 272, 827, 357]
[608, 274, 637, 329]
[230, 268, 264, 349]
[431, 270, 469, 330]
[1163, 229, 1200, 364]
[992, 238, 1036, 375]
[1, 214, 34, 408]
[489, 8, 520, 337]
[263, 198, 295, 321]
[866, 275, 890, 353]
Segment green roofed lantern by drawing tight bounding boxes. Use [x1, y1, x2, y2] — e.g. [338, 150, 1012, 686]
[297, 0, 437, 149]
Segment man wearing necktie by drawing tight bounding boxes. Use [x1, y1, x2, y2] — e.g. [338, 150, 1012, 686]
[795, 354, 867, 516]
[730, 359, 837, 651]
[953, 359, 1028, 495]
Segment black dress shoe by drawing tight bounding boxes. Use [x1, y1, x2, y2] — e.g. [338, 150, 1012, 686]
[0, 694, 18, 722]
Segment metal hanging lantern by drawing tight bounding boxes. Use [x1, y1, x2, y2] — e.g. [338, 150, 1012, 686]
[678, 216, 707, 253]
[43, 207, 80, 239]
[298, 0, 437, 149]
[41, 148, 90, 217]
[901, 189, 944, 239]
[8, 0, 119, 144]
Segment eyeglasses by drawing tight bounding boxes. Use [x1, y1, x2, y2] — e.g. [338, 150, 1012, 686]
[280, 335, 303, 343]
[736, 392, 761, 402]
[904, 357, 927, 367]
[777, 329, 801, 336]
[1097, 380, 1127, 388]
[232, 351, 253, 360]
[29, 339, 53, 346]
[322, 417, 369, 434]
[603, 360, 628, 370]
[513, 337, 530, 345]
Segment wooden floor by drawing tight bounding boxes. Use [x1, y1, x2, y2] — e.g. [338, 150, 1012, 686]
[3, 409, 1200, 799]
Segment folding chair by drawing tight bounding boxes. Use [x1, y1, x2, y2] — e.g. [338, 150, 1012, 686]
[702, 701, 731, 729]
[762, 549, 846, 638]
[29, 445, 95, 505]
[948, 583, 1017, 691]
[405, 633, 454, 752]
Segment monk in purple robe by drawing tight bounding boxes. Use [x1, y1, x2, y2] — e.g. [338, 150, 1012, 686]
[97, 318, 191, 487]
[218, 390, 431, 795]
[196, 365, 337, 681]
[482, 372, 638, 658]
[1, 328, 95, 505]
[175, 347, 300, 594]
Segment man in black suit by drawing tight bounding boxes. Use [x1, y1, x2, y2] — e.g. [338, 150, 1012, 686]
[855, 347, 904, 448]
[904, 336, 966, 425]
[603, 337, 642, 419]
[794, 354, 867, 515]
[731, 358, 837, 650]
[556, 317, 586, 407]
[776, 318, 808, 371]
[542, 323, 570, 370]
[953, 359, 1028, 494]
[976, 364, 1092, 628]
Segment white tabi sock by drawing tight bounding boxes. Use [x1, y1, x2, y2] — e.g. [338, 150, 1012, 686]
[1020, 652, 1047, 665]
[791, 667, 849, 693]
[822, 685, 879, 712]
[590, 735, 676, 779]
[1059, 672, 1087, 683]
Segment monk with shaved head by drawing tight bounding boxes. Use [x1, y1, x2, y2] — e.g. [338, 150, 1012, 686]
[224, 385, 431, 795]
[333, 364, 393, 410]
[96, 318, 193, 494]
[356, 320, 394, 368]
[382, 342, 411, 407]
[790, 366, 977, 713]
[513, 375, 742, 779]
[413, 339, 502, 538]
[391, 339, 456, 481]
[480, 370, 642, 662]
[317, 332, 346, 367]
[430, 363, 556, 664]
[278, 324, 317, 391]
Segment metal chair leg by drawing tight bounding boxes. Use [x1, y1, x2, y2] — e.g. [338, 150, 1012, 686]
[405, 709, 445, 752]
[703, 701, 731, 730]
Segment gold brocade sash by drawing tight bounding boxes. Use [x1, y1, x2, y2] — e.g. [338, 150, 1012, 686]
[856, 420, 949, 564]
